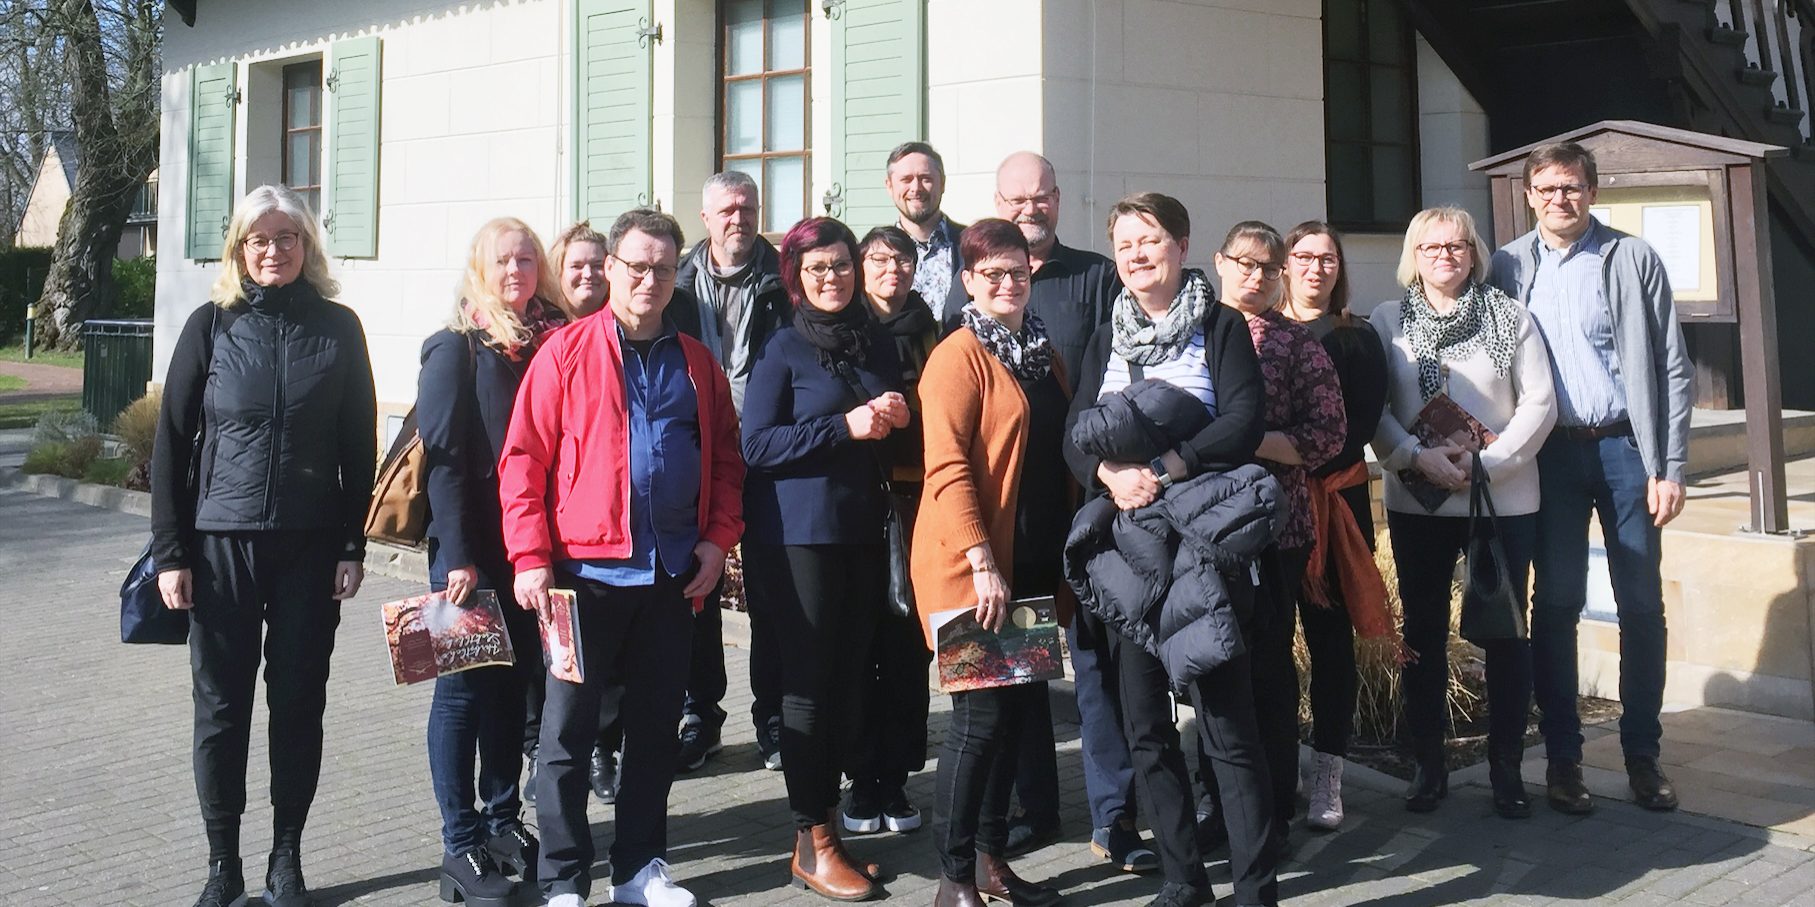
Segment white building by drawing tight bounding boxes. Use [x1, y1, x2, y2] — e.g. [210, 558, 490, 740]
[154, 0, 1500, 423]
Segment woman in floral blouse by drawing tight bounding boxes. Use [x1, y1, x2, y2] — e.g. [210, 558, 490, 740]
[1198, 221, 1347, 854]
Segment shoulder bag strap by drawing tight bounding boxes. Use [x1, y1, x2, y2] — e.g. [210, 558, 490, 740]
[832, 361, 895, 493]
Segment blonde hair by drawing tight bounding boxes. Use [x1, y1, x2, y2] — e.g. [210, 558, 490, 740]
[1397, 206, 1489, 288]
[546, 220, 609, 309]
[209, 185, 339, 308]
[451, 218, 568, 347]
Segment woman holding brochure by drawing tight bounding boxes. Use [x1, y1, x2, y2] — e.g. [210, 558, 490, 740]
[417, 217, 573, 905]
[911, 218, 1070, 907]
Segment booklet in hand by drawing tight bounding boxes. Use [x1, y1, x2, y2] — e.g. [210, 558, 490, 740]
[930, 597, 1065, 693]
[381, 589, 515, 686]
[1398, 392, 1500, 513]
[539, 588, 584, 684]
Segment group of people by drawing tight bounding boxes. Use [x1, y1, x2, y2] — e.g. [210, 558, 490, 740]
[150, 138, 1692, 907]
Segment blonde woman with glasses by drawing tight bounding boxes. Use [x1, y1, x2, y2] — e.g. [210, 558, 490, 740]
[149, 185, 376, 907]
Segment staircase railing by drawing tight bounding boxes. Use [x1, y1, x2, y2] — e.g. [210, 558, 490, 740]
[1718, 0, 1813, 145]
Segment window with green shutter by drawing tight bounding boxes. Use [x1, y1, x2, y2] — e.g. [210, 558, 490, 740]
[825, 0, 925, 230]
[574, 0, 655, 221]
[325, 35, 382, 258]
[186, 62, 238, 260]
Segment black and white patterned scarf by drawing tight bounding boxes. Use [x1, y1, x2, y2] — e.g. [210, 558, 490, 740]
[1399, 279, 1521, 401]
[1112, 268, 1213, 366]
[962, 303, 1054, 382]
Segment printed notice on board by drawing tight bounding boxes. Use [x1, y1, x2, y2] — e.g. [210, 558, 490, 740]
[1640, 204, 1702, 292]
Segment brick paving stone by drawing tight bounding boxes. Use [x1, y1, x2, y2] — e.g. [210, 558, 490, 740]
[8, 486, 1815, 906]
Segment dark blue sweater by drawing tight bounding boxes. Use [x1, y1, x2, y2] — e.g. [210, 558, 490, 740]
[419, 328, 526, 586]
[741, 322, 904, 546]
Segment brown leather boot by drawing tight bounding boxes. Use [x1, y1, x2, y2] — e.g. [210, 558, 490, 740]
[826, 809, 883, 881]
[936, 874, 987, 907]
[975, 851, 1063, 906]
[790, 825, 880, 901]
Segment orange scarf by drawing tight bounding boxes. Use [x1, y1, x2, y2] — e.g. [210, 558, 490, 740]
[1302, 461, 1392, 639]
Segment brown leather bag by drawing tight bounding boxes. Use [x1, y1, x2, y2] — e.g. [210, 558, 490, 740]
[364, 333, 475, 547]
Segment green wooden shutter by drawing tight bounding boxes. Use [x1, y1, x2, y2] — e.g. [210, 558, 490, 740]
[574, 0, 654, 220]
[325, 36, 382, 258]
[186, 62, 238, 260]
[827, 0, 925, 228]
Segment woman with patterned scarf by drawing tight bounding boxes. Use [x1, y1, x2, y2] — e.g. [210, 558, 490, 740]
[1062, 193, 1277, 907]
[1370, 206, 1556, 819]
[912, 218, 1066, 907]
[419, 217, 575, 906]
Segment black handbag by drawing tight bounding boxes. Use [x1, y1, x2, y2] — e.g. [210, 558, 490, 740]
[1458, 450, 1529, 644]
[834, 363, 915, 619]
[120, 540, 190, 644]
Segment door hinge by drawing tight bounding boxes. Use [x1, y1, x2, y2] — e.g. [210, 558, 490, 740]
[821, 182, 844, 217]
[637, 18, 663, 47]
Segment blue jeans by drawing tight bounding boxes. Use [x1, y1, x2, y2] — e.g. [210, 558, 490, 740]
[424, 579, 540, 855]
[1532, 432, 1667, 761]
[1068, 608, 1136, 829]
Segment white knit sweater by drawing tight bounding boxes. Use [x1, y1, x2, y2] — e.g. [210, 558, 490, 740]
[1369, 297, 1558, 517]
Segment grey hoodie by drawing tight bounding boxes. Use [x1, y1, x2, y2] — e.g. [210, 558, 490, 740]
[1489, 226, 1694, 483]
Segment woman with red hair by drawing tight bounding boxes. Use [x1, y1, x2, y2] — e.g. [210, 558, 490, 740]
[741, 217, 909, 901]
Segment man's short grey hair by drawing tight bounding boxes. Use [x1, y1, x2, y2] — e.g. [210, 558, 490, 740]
[703, 170, 759, 201]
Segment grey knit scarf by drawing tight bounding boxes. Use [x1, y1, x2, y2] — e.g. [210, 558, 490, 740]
[1112, 268, 1213, 366]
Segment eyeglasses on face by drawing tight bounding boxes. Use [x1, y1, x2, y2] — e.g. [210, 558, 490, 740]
[243, 233, 300, 254]
[1529, 184, 1587, 201]
[999, 192, 1056, 209]
[801, 260, 855, 279]
[1289, 252, 1341, 270]
[1223, 255, 1283, 281]
[612, 255, 678, 283]
[975, 267, 1032, 286]
[1415, 241, 1473, 259]
[863, 253, 915, 271]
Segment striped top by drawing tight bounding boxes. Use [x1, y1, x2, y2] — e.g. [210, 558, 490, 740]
[1096, 329, 1218, 416]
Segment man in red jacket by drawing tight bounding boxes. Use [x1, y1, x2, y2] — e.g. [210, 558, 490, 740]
[499, 208, 745, 907]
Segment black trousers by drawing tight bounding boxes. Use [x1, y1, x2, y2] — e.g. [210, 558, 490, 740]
[1111, 625, 1277, 905]
[188, 530, 343, 839]
[743, 546, 785, 729]
[536, 570, 691, 899]
[934, 682, 1045, 880]
[1296, 483, 1373, 756]
[847, 611, 932, 792]
[684, 584, 729, 725]
[745, 543, 882, 828]
[1202, 546, 1308, 831]
[1387, 510, 1537, 751]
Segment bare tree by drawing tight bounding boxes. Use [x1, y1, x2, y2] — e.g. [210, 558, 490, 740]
[0, 6, 73, 248]
[27, 0, 161, 348]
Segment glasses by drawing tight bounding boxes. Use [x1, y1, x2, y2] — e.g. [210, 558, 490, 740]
[243, 233, 300, 254]
[999, 191, 1056, 209]
[1415, 241, 1473, 259]
[613, 255, 678, 283]
[1529, 184, 1587, 201]
[975, 267, 1032, 286]
[1223, 256, 1283, 281]
[801, 260, 855, 279]
[1289, 252, 1341, 270]
[863, 253, 915, 271]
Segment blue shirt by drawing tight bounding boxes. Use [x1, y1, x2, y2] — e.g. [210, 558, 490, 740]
[562, 324, 702, 586]
[1526, 220, 1628, 428]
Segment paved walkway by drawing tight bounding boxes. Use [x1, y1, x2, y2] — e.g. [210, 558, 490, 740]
[3, 488, 1813, 906]
[0, 359, 82, 397]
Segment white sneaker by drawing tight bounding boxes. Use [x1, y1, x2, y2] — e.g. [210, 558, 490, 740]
[1305, 751, 1345, 830]
[609, 858, 696, 907]
[544, 894, 585, 907]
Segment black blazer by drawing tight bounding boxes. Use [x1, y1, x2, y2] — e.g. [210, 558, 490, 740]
[1063, 300, 1264, 491]
[418, 327, 529, 584]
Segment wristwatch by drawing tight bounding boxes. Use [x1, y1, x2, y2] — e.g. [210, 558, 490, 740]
[1150, 456, 1175, 488]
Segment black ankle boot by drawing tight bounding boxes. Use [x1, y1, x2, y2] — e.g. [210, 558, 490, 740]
[1403, 737, 1448, 812]
[1488, 748, 1532, 819]
[440, 848, 515, 907]
[192, 857, 246, 907]
[262, 848, 312, 907]
[485, 822, 539, 883]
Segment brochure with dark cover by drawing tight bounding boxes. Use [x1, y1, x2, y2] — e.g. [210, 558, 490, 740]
[381, 590, 515, 686]
[540, 588, 584, 684]
[931, 597, 1064, 693]
[1397, 393, 1500, 513]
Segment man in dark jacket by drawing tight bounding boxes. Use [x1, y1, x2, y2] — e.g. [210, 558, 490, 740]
[668, 171, 790, 774]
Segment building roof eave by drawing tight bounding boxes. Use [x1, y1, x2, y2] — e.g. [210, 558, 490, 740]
[166, 0, 195, 27]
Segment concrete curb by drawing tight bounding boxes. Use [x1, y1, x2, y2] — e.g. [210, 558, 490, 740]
[1, 468, 152, 516]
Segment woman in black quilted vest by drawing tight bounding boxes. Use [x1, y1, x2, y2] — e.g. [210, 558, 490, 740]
[149, 184, 376, 907]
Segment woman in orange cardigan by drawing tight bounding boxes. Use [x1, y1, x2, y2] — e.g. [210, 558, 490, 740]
[912, 219, 1069, 907]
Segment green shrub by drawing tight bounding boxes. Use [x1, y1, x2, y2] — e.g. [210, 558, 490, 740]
[20, 433, 103, 479]
[112, 389, 160, 465]
[32, 408, 99, 447]
[83, 457, 134, 486]
[113, 256, 156, 318]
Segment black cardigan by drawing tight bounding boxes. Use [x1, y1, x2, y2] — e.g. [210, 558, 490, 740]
[418, 328, 528, 584]
[1063, 300, 1264, 491]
